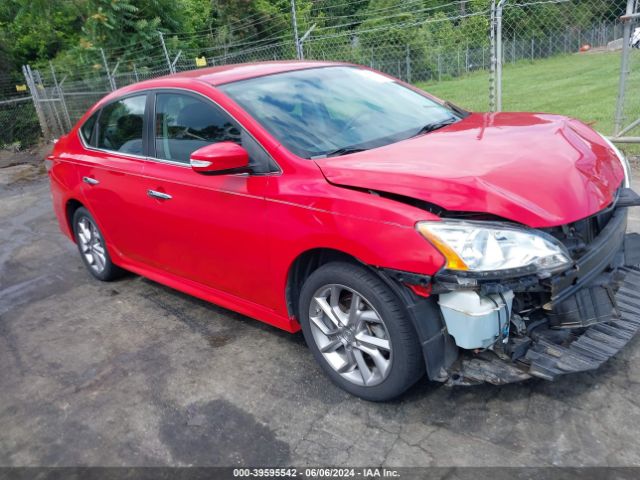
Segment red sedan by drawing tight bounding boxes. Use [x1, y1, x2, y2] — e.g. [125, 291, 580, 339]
[48, 61, 640, 400]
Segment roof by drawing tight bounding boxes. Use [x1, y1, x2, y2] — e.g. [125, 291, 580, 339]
[165, 60, 344, 86]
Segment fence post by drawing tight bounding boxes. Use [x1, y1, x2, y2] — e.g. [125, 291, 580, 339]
[465, 45, 469, 72]
[437, 53, 442, 82]
[495, 0, 507, 112]
[50, 61, 71, 132]
[158, 32, 174, 73]
[578, 29, 581, 49]
[489, 0, 496, 111]
[32, 67, 61, 137]
[298, 23, 316, 61]
[171, 51, 183, 72]
[531, 38, 534, 60]
[41, 76, 64, 137]
[23, 65, 51, 140]
[32, 69, 61, 136]
[133, 64, 139, 82]
[100, 48, 116, 91]
[614, 0, 636, 135]
[405, 44, 412, 83]
[110, 60, 120, 90]
[290, 0, 302, 60]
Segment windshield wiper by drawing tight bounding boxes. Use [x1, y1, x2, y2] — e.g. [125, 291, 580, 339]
[413, 117, 458, 137]
[444, 101, 470, 118]
[318, 146, 368, 158]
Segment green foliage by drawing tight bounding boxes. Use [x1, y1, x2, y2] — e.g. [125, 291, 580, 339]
[0, 102, 40, 148]
[0, 0, 80, 68]
[0, 0, 630, 79]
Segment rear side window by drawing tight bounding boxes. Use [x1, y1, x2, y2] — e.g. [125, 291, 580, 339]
[96, 95, 146, 155]
[80, 111, 98, 146]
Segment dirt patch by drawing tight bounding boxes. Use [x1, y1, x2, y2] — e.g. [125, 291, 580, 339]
[0, 164, 45, 186]
[0, 143, 50, 169]
[0, 143, 50, 186]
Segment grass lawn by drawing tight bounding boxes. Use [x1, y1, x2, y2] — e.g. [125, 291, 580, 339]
[416, 51, 639, 144]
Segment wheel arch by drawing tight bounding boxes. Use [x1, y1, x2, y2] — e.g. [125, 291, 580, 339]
[285, 247, 459, 383]
[65, 198, 85, 241]
[285, 248, 364, 320]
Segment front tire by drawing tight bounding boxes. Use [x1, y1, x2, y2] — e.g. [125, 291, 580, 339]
[72, 207, 123, 281]
[298, 261, 425, 401]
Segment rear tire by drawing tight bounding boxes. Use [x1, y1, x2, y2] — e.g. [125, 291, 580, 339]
[298, 261, 425, 401]
[72, 207, 124, 281]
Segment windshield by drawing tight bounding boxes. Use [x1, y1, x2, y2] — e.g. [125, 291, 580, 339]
[219, 66, 460, 159]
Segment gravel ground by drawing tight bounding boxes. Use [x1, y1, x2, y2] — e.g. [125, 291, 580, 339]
[0, 154, 639, 467]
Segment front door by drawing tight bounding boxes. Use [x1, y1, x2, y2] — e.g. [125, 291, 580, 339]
[136, 91, 275, 307]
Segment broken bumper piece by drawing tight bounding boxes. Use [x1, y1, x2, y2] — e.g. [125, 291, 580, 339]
[527, 265, 640, 380]
[448, 265, 640, 386]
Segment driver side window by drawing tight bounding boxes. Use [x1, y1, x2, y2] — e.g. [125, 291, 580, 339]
[153, 92, 276, 173]
[154, 93, 242, 164]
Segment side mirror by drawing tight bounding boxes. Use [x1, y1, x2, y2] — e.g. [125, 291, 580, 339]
[190, 142, 250, 174]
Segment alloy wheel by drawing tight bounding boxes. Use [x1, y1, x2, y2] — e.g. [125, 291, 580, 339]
[77, 217, 107, 273]
[308, 284, 392, 387]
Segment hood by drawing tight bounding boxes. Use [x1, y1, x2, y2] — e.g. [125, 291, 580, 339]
[315, 113, 625, 228]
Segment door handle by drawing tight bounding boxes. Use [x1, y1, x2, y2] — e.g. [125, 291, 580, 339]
[147, 189, 172, 200]
[82, 176, 99, 185]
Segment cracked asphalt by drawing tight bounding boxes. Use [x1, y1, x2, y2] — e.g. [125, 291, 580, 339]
[1, 161, 640, 467]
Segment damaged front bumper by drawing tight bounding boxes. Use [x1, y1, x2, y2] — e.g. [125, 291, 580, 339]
[447, 264, 640, 385]
[433, 203, 640, 386]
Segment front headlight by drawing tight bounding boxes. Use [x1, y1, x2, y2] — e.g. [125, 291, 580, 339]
[416, 220, 572, 274]
[599, 132, 631, 188]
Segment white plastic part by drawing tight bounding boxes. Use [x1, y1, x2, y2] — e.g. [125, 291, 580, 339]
[438, 290, 514, 350]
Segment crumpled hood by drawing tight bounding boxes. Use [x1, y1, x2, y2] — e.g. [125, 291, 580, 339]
[315, 113, 625, 228]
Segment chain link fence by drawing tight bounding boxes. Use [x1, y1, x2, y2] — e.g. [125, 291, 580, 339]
[489, 0, 625, 113]
[0, 73, 41, 150]
[0, 0, 633, 148]
[613, 0, 640, 143]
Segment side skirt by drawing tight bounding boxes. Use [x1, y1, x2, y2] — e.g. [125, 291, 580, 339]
[113, 255, 300, 333]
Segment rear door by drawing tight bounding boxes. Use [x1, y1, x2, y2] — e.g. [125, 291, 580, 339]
[136, 90, 276, 306]
[74, 93, 151, 262]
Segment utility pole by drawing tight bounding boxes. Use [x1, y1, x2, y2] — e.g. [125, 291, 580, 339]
[290, 0, 301, 60]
